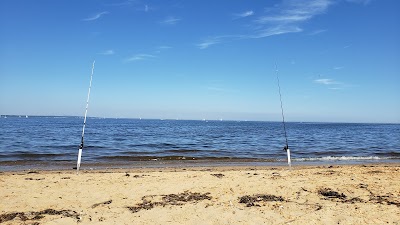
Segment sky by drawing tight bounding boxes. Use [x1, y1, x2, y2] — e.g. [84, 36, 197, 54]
[0, 0, 399, 123]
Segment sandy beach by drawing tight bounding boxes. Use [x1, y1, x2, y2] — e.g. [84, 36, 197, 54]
[1, 164, 399, 224]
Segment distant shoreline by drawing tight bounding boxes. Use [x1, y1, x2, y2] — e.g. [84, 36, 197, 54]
[1, 115, 399, 124]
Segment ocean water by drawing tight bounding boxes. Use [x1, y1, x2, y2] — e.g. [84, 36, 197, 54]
[0, 116, 399, 170]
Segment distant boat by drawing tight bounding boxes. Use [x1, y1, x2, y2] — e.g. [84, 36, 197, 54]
[26, 115, 28, 118]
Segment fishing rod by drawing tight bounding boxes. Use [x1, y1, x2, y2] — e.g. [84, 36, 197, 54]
[77, 60, 95, 174]
[275, 63, 291, 168]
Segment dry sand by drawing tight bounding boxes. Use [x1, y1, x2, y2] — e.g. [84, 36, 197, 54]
[1, 164, 399, 224]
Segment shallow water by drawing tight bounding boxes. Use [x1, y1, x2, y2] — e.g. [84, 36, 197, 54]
[0, 116, 399, 170]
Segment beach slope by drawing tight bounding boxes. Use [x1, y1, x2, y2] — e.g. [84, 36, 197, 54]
[1, 164, 399, 224]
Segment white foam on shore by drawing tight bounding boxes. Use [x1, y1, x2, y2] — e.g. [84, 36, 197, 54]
[294, 156, 384, 161]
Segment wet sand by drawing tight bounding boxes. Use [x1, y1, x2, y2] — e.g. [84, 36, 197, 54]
[1, 164, 399, 224]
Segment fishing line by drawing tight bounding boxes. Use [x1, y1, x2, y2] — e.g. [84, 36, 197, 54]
[77, 60, 95, 174]
[275, 63, 291, 167]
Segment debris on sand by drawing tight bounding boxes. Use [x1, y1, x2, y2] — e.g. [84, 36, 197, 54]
[92, 200, 113, 208]
[370, 195, 400, 207]
[318, 188, 346, 199]
[127, 191, 212, 213]
[211, 173, 225, 178]
[318, 187, 399, 207]
[0, 209, 79, 223]
[25, 177, 45, 181]
[238, 194, 285, 207]
[27, 171, 39, 174]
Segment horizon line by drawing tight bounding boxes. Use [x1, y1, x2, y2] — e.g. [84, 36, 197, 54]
[1, 114, 398, 124]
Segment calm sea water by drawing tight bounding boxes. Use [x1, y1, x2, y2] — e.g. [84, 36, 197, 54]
[0, 116, 399, 170]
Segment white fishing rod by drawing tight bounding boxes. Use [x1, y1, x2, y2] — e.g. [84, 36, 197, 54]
[275, 63, 291, 168]
[77, 60, 95, 174]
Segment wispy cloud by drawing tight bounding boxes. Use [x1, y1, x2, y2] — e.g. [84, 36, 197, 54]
[83, 11, 109, 21]
[197, 37, 222, 49]
[314, 76, 356, 90]
[314, 78, 338, 85]
[256, 0, 331, 27]
[308, 29, 327, 35]
[198, 0, 332, 49]
[125, 45, 171, 62]
[99, 50, 115, 55]
[154, 46, 172, 53]
[251, 25, 303, 38]
[328, 87, 344, 90]
[314, 78, 349, 90]
[198, 25, 304, 48]
[346, 0, 372, 5]
[105, 0, 137, 7]
[333, 66, 344, 70]
[125, 54, 156, 62]
[234, 10, 254, 19]
[106, 1, 152, 12]
[160, 16, 181, 25]
[197, 35, 245, 49]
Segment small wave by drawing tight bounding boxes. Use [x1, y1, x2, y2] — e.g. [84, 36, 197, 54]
[100, 155, 229, 161]
[294, 156, 395, 161]
[374, 151, 400, 157]
[127, 143, 178, 148]
[98, 155, 280, 162]
[40, 144, 79, 149]
[1, 152, 69, 158]
[165, 149, 202, 153]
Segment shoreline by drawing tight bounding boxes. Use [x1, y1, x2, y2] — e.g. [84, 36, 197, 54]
[1, 162, 399, 175]
[1, 164, 399, 224]
[1, 158, 399, 172]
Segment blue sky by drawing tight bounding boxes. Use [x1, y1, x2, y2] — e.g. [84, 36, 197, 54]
[0, 0, 399, 123]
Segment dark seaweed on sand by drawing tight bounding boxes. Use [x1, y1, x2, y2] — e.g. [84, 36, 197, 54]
[127, 191, 212, 213]
[210, 173, 225, 178]
[318, 188, 346, 199]
[239, 194, 285, 207]
[318, 187, 400, 207]
[0, 209, 79, 223]
[91, 200, 113, 208]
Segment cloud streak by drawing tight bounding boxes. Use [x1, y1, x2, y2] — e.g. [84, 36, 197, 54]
[308, 29, 327, 35]
[197, 37, 222, 49]
[314, 78, 338, 85]
[125, 45, 171, 62]
[314, 78, 351, 90]
[255, 0, 331, 31]
[83, 11, 109, 21]
[198, 0, 332, 49]
[346, 0, 372, 5]
[125, 54, 156, 62]
[234, 10, 254, 19]
[100, 50, 115, 55]
[251, 25, 303, 38]
[160, 16, 181, 25]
